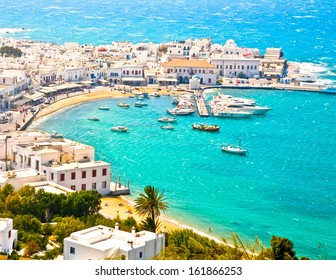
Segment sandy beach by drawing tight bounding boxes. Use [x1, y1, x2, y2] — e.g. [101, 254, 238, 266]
[33, 86, 190, 122]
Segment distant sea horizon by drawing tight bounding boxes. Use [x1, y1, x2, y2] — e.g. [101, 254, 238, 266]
[2, 0, 336, 259]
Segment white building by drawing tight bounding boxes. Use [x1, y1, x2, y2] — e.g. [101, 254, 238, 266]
[63, 66, 84, 82]
[210, 56, 260, 78]
[161, 59, 217, 85]
[121, 64, 145, 86]
[0, 218, 18, 254]
[64, 225, 165, 260]
[209, 39, 261, 78]
[9, 132, 112, 195]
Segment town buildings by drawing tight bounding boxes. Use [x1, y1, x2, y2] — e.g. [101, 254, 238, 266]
[0, 131, 113, 195]
[0, 37, 288, 109]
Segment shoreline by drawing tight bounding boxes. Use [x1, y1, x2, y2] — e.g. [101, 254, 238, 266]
[99, 195, 227, 245]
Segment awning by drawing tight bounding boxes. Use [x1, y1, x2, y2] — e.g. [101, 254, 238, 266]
[81, 81, 94, 85]
[122, 77, 146, 82]
[99, 79, 109, 83]
[24, 91, 45, 101]
[13, 98, 31, 106]
[157, 77, 178, 82]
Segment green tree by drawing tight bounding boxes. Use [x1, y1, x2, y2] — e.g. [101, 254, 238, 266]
[14, 214, 42, 233]
[134, 186, 168, 233]
[63, 190, 101, 217]
[270, 236, 297, 260]
[0, 46, 23, 58]
[52, 217, 85, 243]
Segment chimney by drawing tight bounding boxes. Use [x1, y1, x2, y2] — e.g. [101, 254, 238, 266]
[131, 226, 136, 236]
[115, 222, 119, 230]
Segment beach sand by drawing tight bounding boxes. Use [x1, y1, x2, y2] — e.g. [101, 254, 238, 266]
[34, 86, 190, 122]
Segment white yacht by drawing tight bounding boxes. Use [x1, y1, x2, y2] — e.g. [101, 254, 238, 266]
[225, 103, 271, 115]
[212, 108, 252, 118]
[167, 107, 195, 116]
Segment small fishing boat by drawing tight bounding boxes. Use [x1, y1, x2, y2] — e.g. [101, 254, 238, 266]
[111, 126, 129, 132]
[118, 101, 130, 108]
[160, 125, 174, 130]
[221, 145, 248, 155]
[157, 116, 177, 123]
[99, 106, 110, 110]
[150, 91, 161, 97]
[88, 116, 100, 121]
[50, 130, 64, 138]
[192, 123, 220, 132]
[135, 101, 148, 107]
[221, 136, 247, 155]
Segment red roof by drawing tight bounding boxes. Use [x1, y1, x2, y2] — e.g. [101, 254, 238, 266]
[97, 46, 107, 52]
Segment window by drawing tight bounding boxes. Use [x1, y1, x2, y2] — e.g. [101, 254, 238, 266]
[8, 230, 11, 239]
[225, 65, 228, 69]
[139, 252, 143, 258]
[81, 184, 86, 191]
[82, 171, 86, 178]
[92, 183, 97, 190]
[255, 66, 257, 70]
[242, 65, 244, 70]
[208, 78, 211, 83]
[247, 65, 249, 70]
[70, 247, 75, 254]
[60, 174, 65, 181]
[229, 65, 232, 69]
[102, 168, 107, 176]
[92, 170, 97, 177]
[71, 172, 76, 180]
[51, 173, 54, 180]
[102, 181, 107, 189]
[71, 185, 76, 191]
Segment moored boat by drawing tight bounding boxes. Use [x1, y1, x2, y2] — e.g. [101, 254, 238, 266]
[167, 107, 195, 116]
[88, 116, 100, 121]
[212, 108, 252, 118]
[157, 116, 177, 123]
[221, 135, 247, 155]
[50, 131, 63, 138]
[111, 126, 130, 132]
[221, 145, 248, 155]
[135, 101, 148, 107]
[118, 101, 130, 108]
[99, 106, 110, 110]
[192, 123, 220, 132]
[160, 125, 174, 130]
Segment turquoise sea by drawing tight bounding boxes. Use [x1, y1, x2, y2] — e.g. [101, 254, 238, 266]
[1, 0, 336, 259]
[33, 89, 336, 260]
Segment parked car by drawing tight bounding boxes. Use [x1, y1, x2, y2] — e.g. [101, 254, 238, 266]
[30, 107, 37, 112]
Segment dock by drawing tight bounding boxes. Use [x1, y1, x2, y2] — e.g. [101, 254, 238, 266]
[194, 91, 210, 117]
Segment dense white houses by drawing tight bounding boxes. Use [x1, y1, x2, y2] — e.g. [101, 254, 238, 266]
[209, 39, 261, 78]
[0, 218, 18, 254]
[8, 131, 112, 195]
[161, 59, 217, 84]
[64, 224, 165, 260]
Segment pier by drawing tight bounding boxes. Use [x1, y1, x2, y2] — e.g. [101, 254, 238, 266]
[194, 90, 210, 117]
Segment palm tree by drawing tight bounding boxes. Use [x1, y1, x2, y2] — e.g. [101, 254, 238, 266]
[134, 185, 168, 232]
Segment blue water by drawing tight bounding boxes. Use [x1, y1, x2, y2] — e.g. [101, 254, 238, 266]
[33, 90, 336, 259]
[2, 0, 336, 259]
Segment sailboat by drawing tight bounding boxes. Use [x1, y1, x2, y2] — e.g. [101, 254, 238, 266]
[221, 135, 248, 155]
